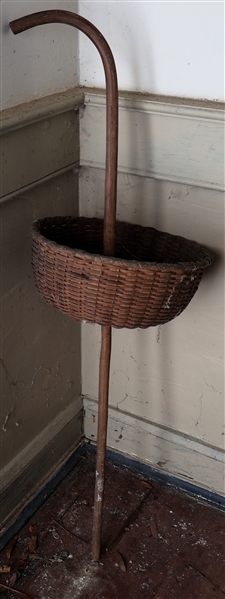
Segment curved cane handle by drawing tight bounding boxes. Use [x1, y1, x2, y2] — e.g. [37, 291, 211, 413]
[10, 10, 118, 257]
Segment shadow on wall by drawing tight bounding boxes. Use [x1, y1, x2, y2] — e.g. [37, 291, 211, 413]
[115, 15, 173, 464]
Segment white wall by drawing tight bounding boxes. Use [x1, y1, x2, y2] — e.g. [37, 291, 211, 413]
[79, 1, 224, 101]
[2, 1, 223, 109]
[1, 0, 79, 109]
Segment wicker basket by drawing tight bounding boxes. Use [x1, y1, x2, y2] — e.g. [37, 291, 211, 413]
[18, 9, 213, 330]
[31, 216, 213, 329]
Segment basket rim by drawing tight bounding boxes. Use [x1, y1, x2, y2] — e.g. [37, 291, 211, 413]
[31, 216, 214, 273]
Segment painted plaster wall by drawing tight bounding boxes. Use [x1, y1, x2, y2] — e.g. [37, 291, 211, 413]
[80, 90, 224, 493]
[1, 0, 79, 109]
[0, 89, 83, 531]
[1, 0, 81, 531]
[78, 2, 224, 493]
[2, 1, 224, 107]
[1, 170, 83, 531]
[79, 1, 224, 101]
[80, 171, 224, 422]
[1, 171, 81, 464]
[81, 170, 224, 493]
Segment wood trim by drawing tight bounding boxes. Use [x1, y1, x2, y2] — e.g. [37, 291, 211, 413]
[84, 397, 225, 497]
[0, 88, 84, 134]
[0, 400, 83, 535]
[0, 88, 84, 200]
[81, 90, 224, 191]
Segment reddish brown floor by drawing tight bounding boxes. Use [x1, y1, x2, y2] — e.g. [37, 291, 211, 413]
[0, 452, 224, 599]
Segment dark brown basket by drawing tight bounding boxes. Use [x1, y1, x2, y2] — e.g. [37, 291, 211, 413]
[19, 9, 213, 331]
[31, 216, 213, 329]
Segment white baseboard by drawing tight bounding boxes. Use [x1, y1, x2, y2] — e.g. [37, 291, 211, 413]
[84, 397, 225, 497]
[1, 398, 83, 534]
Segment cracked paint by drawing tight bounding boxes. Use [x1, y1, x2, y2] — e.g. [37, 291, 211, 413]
[2, 406, 14, 432]
[195, 392, 203, 428]
[117, 393, 128, 410]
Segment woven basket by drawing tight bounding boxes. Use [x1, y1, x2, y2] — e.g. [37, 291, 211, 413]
[20, 10, 213, 330]
[31, 216, 213, 329]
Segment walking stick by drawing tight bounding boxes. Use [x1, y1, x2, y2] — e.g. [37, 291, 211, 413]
[10, 10, 118, 562]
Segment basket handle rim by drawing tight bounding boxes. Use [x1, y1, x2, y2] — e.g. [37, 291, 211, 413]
[9, 9, 118, 257]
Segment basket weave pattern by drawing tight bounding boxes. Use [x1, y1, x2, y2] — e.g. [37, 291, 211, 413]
[31, 216, 213, 329]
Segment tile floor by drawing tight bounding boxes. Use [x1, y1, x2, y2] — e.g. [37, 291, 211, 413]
[0, 451, 224, 599]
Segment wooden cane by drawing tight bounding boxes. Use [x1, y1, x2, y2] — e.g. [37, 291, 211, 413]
[10, 10, 118, 562]
[92, 325, 112, 560]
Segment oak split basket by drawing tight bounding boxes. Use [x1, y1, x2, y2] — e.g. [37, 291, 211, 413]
[10, 10, 213, 562]
[31, 216, 212, 329]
